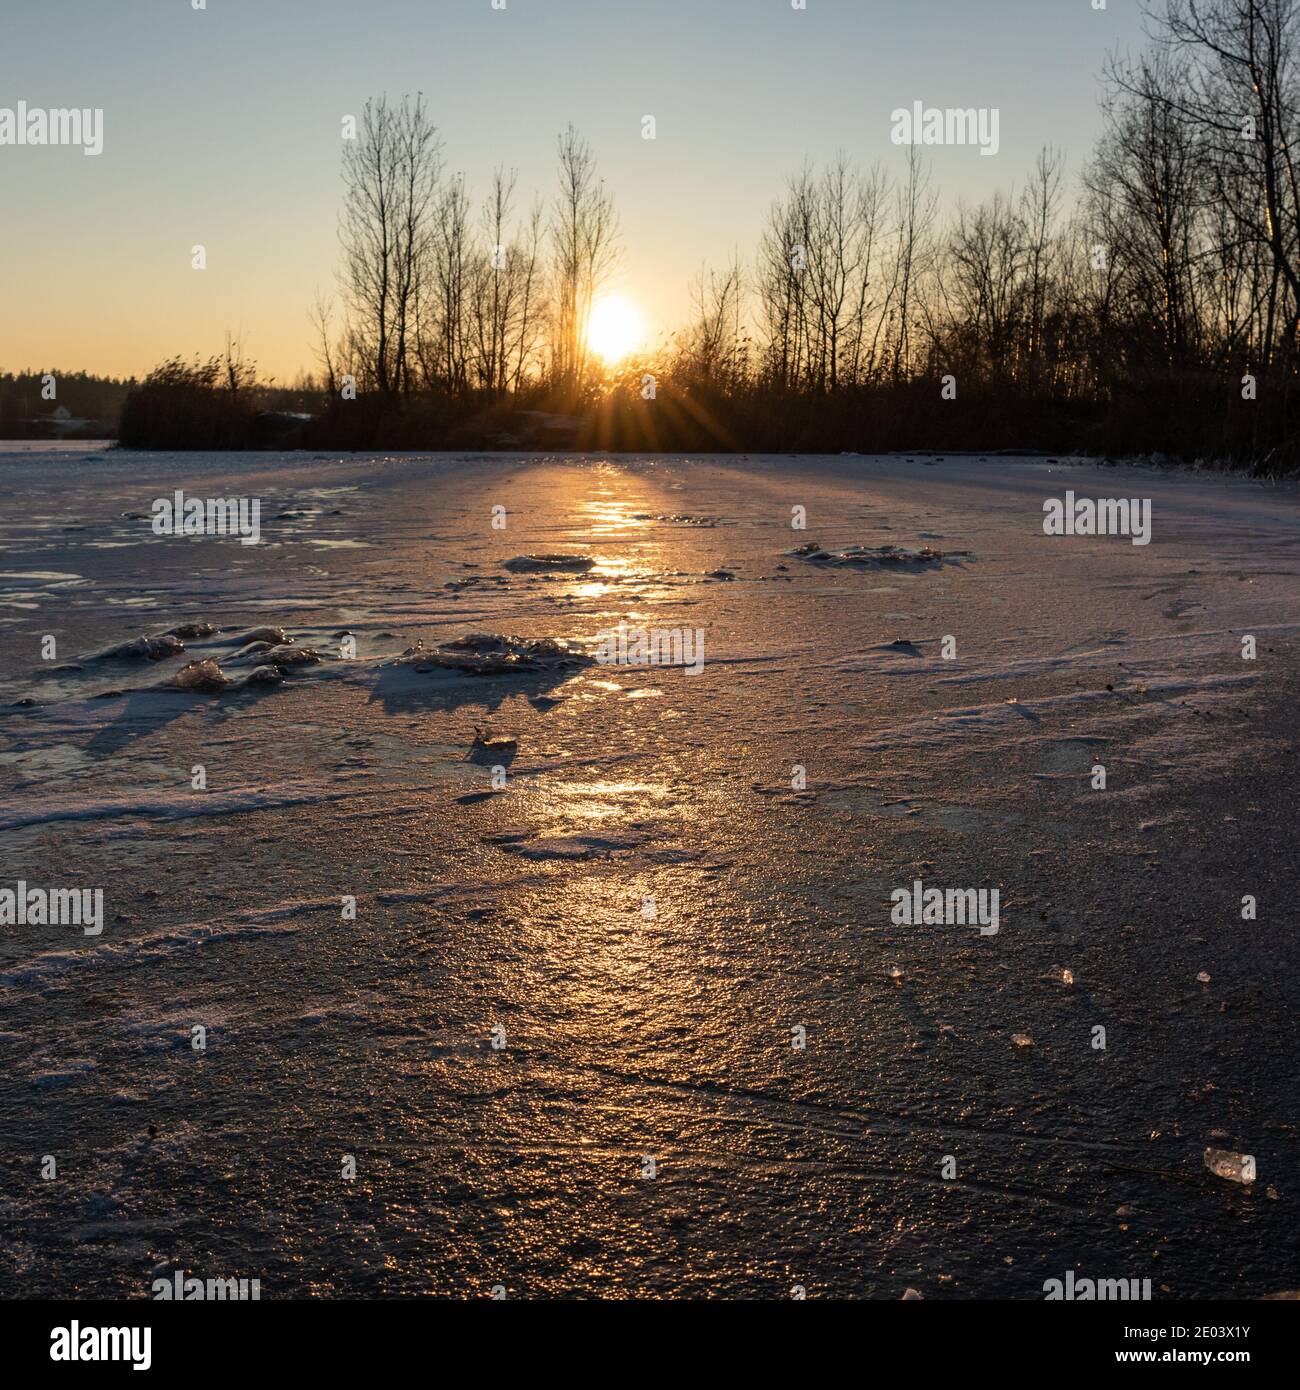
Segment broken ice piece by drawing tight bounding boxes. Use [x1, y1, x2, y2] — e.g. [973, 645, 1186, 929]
[502, 554, 595, 573]
[1204, 1147, 1255, 1184]
[787, 541, 951, 568]
[472, 727, 517, 754]
[84, 633, 185, 663]
[170, 659, 228, 692]
[392, 632, 592, 675]
[220, 626, 292, 647]
[262, 644, 322, 666]
[1197, 971, 1211, 983]
[1012, 1033, 1033, 1048]
[901, 1288, 923, 1300]
[243, 664, 285, 686]
[473, 736, 517, 753]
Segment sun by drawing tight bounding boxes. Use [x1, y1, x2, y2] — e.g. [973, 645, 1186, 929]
[586, 296, 645, 363]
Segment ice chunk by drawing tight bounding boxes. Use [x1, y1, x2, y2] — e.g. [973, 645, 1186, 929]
[84, 633, 185, 662]
[391, 632, 592, 676]
[262, 644, 322, 666]
[471, 727, 518, 758]
[502, 554, 595, 573]
[1204, 1148, 1255, 1184]
[786, 541, 955, 568]
[170, 659, 228, 692]
[242, 664, 285, 686]
[215, 626, 293, 647]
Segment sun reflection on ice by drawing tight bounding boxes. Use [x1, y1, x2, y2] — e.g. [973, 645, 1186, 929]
[546, 780, 666, 824]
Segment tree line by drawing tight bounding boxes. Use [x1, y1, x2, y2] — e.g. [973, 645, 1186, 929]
[692, 0, 1300, 399]
[118, 0, 1300, 469]
[317, 96, 610, 400]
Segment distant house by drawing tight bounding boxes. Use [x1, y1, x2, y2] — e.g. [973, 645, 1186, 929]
[515, 411, 582, 447]
[254, 410, 314, 443]
[49, 405, 93, 436]
[0, 401, 111, 441]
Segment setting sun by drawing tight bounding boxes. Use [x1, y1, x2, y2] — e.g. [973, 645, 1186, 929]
[586, 296, 645, 363]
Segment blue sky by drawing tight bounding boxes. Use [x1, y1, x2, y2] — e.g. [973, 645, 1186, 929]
[0, 0, 1150, 379]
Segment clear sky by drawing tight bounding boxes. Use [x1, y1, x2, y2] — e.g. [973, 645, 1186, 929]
[0, 0, 1150, 382]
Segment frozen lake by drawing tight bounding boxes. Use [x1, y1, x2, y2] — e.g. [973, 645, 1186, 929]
[1, 444, 1297, 1297]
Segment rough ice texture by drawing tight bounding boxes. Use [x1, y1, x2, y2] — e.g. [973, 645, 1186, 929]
[0, 445, 1298, 1298]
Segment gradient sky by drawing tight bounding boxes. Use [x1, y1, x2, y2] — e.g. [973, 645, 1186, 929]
[0, 0, 1150, 382]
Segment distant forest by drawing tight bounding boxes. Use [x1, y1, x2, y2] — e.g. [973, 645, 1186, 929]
[0, 369, 323, 442]
[35, 1, 1300, 471]
[0, 371, 132, 438]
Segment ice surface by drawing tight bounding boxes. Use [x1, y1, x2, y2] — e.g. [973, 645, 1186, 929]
[1, 446, 1298, 1298]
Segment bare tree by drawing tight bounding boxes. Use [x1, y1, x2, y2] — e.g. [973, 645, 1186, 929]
[889, 148, 938, 380]
[309, 292, 339, 396]
[338, 94, 442, 397]
[427, 173, 473, 393]
[756, 158, 895, 390]
[510, 199, 547, 392]
[943, 190, 1027, 377]
[1138, 0, 1300, 361]
[473, 168, 517, 396]
[757, 177, 808, 387]
[1020, 147, 1066, 380]
[549, 125, 619, 388]
[681, 257, 746, 385]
